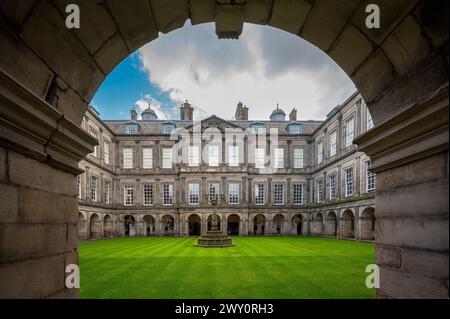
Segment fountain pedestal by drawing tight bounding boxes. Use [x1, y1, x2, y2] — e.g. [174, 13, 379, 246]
[196, 199, 234, 247]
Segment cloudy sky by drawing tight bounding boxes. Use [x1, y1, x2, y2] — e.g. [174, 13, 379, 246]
[92, 21, 356, 121]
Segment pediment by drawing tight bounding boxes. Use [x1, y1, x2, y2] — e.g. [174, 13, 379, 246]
[186, 115, 242, 133]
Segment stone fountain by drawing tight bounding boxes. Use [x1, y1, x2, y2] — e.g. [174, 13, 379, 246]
[197, 194, 234, 247]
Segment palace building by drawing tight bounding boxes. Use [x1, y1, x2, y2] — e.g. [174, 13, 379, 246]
[77, 92, 375, 241]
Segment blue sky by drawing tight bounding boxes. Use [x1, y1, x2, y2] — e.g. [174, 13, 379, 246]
[91, 22, 355, 122]
[91, 53, 174, 120]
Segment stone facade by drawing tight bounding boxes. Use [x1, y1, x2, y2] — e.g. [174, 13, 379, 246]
[78, 93, 375, 241]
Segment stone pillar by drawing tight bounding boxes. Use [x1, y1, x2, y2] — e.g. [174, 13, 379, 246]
[267, 178, 272, 205]
[355, 87, 449, 299]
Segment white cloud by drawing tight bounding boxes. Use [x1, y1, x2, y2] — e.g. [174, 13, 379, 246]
[138, 22, 355, 121]
[135, 95, 172, 120]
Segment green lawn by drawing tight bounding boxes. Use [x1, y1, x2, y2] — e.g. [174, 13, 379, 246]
[79, 236, 375, 299]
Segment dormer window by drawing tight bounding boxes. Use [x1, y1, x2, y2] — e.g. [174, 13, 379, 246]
[161, 122, 176, 134]
[124, 123, 139, 134]
[250, 122, 265, 134]
[287, 123, 302, 134]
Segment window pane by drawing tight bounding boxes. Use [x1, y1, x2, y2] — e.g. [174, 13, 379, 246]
[163, 184, 173, 205]
[293, 184, 304, 205]
[123, 148, 133, 169]
[209, 183, 220, 201]
[274, 184, 284, 205]
[90, 176, 97, 202]
[274, 148, 284, 169]
[228, 183, 239, 204]
[317, 141, 323, 164]
[345, 117, 354, 147]
[189, 145, 200, 166]
[330, 131, 337, 157]
[208, 145, 219, 166]
[228, 146, 239, 166]
[142, 148, 153, 169]
[254, 184, 265, 205]
[104, 142, 110, 164]
[162, 148, 173, 169]
[124, 185, 134, 206]
[255, 147, 265, 168]
[293, 148, 304, 169]
[189, 184, 199, 205]
[345, 168, 353, 197]
[143, 184, 153, 205]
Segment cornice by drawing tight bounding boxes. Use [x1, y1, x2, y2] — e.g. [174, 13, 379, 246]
[0, 68, 97, 175]
[355, 84, 449, 173]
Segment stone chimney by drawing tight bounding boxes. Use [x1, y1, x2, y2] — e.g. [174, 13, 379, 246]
[130, 108, 138, 121]
[235, 102, 249, 120]
[289, 108, 298, 121]
[180, 100, 193, 120]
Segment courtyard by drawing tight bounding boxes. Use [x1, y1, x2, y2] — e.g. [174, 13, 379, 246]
[79, 236, 374, 299]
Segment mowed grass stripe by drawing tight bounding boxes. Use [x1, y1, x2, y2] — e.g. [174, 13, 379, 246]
[79, 236, 375, 299]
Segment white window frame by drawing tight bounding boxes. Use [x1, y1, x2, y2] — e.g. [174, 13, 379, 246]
[188, 183, 200, 205]
[142, 148, 153, 169]
[345, 117, 354, 148]
[255, 147, 265, 169]
[273, 184, 285, 205]
[329, 175, 336, 201]
[293, 147, 304, 169]
[288, 124, 301, 134]
[345, 168, 354, 197]
[208, 145, 219, 167]
[317, 179, 324, 203]
[90, 175, 97, 202]
[317, 140, 323, 164]
[293, 184, 304, 205]
[208, 183, 220, 201]
[161, 124, 175, 134]
[124, 185, 134, 206]
[125, 124, 138, 134]
[254, 184, 265, 205]
[89, 128, 98, 157]
[163, 184, 173, 206]
[366, 160, 376, 193]
[228, 183, 240, 204]
[228, 145, 239, 166]
[123, 148, 134, 169]
[330, 130, 337, 157]
[143, 184, 153, 206]
[104, 181, 111, 204]
[104, 141, 110, 165]
[189, 145, 200, 167]
[274, 147, 284, 169]
[162, 148, 173, 169]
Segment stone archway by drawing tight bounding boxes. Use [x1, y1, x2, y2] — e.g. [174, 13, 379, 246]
[161, 215, 175, 236]
[89, 213, 102, 240]
[272, 214, 284, 235]
[341, 210, 355, 239]
[253, 214, 266, 235]
[124, 215, 136, 237]
[143, 215, 156, 236]
[0, 0, 447, 299]
[326, 212, 338, 238]
[313, 213, 324, 236]
[78, 212, 86, 241]
[360, 207, 375, 241]
[227, 214, 240, 236]
[292, 214, 303, 235]
[103, 214, 113, 238]
[188, 214, 201, 236]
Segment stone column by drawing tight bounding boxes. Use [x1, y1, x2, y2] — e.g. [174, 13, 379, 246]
[355, 87, 449, 299]
[267, 178, 272, 205]
[247, 178, 253, 204]
[286, 178, 291, 205]
[355, 156, 361, 196]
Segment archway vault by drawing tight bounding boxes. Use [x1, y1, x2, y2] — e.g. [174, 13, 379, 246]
[0, 0, 448, 299]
